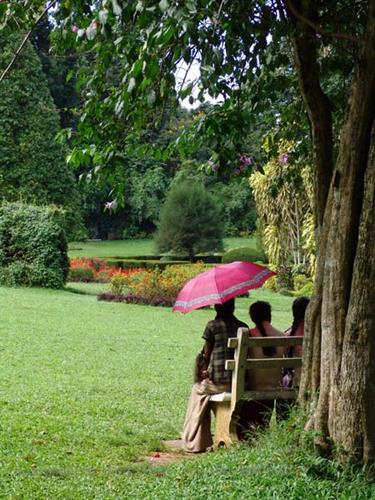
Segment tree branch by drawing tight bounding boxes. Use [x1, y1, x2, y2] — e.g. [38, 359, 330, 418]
[287, 0, 334, 227]
[0, 0, 58, 84]
[286, 0, 357, 43]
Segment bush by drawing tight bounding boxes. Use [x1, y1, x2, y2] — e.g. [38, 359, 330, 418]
[104, 258, 190, 270]
[293, 273, 310, 291]
[109, 274, 129, 295]
[0, 202, 69, 288]
[293, 281, 314, 297]
[155, 181, 223, 260]
[69, 266, 95, 282]
[222, 246, 267, 264]
[262, 275, 277, 291]
[276, 265, 294, 291]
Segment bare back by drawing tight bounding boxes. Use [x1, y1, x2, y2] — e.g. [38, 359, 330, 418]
[247, 322, 284, 390]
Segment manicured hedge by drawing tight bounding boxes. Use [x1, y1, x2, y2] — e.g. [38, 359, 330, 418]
[221, 246, 267, 264]
[0, 202, 69, 288]
[104, 259, 190, 270]
[104, 254, 221, 267]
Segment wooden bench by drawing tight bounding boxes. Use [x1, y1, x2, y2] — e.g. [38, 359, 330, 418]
[209, 327, 303, 447]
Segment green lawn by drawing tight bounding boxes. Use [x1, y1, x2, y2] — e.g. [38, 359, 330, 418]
[1, 284, 373, 498]
[68, 237, 257, 259]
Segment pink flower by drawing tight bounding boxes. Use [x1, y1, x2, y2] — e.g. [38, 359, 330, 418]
[71, 25, 79, 33]
[239, 154, 252, 166]
[208, 160, 218, 172]
[279, 153, 289, 164]
[104, 200, 118, 211]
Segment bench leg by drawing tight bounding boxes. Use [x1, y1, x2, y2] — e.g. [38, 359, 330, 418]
[211, 401, 240, 448]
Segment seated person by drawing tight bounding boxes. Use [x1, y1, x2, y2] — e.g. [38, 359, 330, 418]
[248, 300, 284, 390]
[283, 296, 310, 388]
[182, 298, 248, 453]
[241, 300, 284, 429]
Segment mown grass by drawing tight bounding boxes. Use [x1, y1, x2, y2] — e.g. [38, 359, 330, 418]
[1, 284, 373, 498]
[68, 236, 257, 259]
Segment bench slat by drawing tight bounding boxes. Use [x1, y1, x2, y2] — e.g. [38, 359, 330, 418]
[209, 388, 298, 403]
[246, 357, 302, 369]
[247, 336, 303, 347]
[225, 357, 302, 371]
[228, 336, 303, 349]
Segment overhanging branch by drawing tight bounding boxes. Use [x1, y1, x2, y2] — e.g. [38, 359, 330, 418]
[286, 0, 357, 43]
[0, 0, 58, 84]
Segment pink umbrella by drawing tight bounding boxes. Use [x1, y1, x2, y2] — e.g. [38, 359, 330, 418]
[173, 261, 276, 313]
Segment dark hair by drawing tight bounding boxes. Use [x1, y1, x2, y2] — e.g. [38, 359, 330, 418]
[290, 296, 310, 336]
[249, 301, 275, 356]
[215, 298, 235, 318]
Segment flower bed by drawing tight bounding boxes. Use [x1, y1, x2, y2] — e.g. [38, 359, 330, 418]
[69, 257, 143, 283]
[98, 262, 207, 306]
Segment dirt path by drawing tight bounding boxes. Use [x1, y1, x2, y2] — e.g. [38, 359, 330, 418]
[145, 440, 199, 466]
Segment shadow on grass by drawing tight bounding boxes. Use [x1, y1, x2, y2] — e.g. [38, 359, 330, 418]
[64, 285, 99, 296]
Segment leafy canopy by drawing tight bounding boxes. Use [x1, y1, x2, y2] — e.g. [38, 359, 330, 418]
[0, 0, 367, 196]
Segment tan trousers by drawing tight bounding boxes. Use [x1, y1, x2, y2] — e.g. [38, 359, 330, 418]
[182, 379, 229, 453]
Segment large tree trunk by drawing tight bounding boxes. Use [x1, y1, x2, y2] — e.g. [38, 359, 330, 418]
[290, 0, 375, 464]
[288, 0, 334, 406]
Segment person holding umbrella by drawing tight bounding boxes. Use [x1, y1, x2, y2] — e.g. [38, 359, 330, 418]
[175, 260, 275, 451]
[182, 298, 248, 453]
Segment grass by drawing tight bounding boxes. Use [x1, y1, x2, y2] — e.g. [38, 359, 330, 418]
[68, 236, 257, 259]
[1, 283, 373, 498]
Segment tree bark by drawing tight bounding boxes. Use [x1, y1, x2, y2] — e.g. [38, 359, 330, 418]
[288, 0, 334, 405]
[295, 0, 375, 464]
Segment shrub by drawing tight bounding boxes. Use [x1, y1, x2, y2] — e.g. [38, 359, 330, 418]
[104, 258, 191, 271]
[69, 266, 95, 282]
[262, 275, 277, 291]
[0, 202, 69, 288]
[155, 181, 223, 260]
[293, 281, 314, 297]
[293, 273, 310, 291]
[275, 265, 294, 291]
[109, 274, 129, 295]
[222, 246, 267, 264]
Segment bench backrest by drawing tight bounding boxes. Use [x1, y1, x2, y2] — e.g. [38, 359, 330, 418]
[225, 327, 303, 410]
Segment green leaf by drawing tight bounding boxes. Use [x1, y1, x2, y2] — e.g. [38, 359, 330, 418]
[147, 90, 156, 105]
[66, 69, 74, 83]
[132, 60, 143, 77]
[157, 25, 175, 44]
[159, 0, 169, 12]
[98, 9, 108, 25]
[128, 78, 136, 93]
[111, 0, 122, 16]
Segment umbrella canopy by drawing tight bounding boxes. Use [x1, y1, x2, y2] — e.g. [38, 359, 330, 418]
[173, 261, 276, 313]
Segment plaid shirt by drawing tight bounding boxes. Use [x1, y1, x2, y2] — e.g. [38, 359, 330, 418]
[203, 316, 248, 386]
